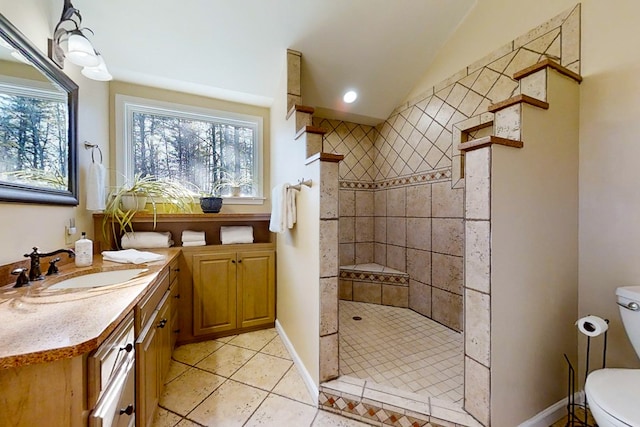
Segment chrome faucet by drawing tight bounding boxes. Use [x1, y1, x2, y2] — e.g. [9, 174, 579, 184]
[23, 247, 75, 281]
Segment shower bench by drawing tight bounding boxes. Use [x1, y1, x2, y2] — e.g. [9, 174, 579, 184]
[338, 263, 409, 307]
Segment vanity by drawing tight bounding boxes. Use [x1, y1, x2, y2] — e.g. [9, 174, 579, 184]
[0, 213, 275, 427]
[0, 249, 180, 427]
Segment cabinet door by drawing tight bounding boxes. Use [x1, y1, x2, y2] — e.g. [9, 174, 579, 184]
[193, 252, 237, 336]
[169, 279, 180, 351]
[135, 316, 159, 427]
[237, 250, 275, 329]
[156, 292, 172, 385]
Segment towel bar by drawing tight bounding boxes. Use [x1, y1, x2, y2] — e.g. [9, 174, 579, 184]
[290, 178, 312, 190]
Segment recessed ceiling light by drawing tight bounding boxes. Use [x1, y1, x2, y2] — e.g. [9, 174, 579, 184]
[343, 90, 358, 104]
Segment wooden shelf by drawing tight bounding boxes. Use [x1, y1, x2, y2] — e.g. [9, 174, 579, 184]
[93, 212, 273, 251]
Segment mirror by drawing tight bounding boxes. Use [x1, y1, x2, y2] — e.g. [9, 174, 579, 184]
[0, 13, 78, 205]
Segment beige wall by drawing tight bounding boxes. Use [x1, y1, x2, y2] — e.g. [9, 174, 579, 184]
[0, 0, 108, 265]
[407, 0, 640, 380]
[108, 81, 271, 215]
[491, 72, 580, 425]
[270, 56, 321, 385]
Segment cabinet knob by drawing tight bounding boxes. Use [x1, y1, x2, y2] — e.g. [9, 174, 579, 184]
[157, 318, 168, 328]
[120, 343, 133, 353]
[173, 293, 180, 299]
[119, 404, 134, 416]
[173, 329, 180, 334]
[238, 259, 242, 263]
[173, 268, 180, 272]
[231, 259, 236, 264]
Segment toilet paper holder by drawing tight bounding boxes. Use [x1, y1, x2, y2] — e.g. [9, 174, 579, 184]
[564, 315, 609, 426]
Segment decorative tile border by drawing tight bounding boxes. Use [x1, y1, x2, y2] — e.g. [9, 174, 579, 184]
[340, 180, 377, 190]
[320, 391, 431, 427]
[340, 268, 409, 286]
[377, 168, 451, 189]
[318, 377, 482, 427]
[339, 168, 452, 191]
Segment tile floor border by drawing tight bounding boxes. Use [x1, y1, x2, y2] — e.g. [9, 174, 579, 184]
[319, 376, 482, 427]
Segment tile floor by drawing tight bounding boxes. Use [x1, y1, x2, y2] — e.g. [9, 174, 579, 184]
[339, 301, 464, 403]
[152, 328, 372, 426]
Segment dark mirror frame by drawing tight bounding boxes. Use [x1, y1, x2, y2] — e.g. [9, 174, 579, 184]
[0, 13, 78, 205]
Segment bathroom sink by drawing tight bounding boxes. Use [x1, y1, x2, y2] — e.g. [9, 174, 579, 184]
[47, 268, 149, 290]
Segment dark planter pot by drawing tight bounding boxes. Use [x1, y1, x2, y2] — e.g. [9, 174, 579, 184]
[200, 196, 223, 213]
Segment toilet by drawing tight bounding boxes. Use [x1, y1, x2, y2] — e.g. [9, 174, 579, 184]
[585, 286, 640, 427]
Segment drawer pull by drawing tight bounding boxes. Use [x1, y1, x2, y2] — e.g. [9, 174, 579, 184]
[120, 343, 133, 353]
[157, 319, 168, 328]
[119, 404, 134, 416]
[173, 329, 180, 334]
[173, 293, 180, 299]
[173, 268, 180, 272]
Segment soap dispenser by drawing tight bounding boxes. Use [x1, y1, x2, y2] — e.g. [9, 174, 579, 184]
[75, 232, 93, 267]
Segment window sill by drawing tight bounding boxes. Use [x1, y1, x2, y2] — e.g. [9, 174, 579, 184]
[221, 196, 266, 205]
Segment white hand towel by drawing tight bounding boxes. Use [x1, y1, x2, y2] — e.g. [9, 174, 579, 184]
[86, 162, 106, 211]
[102, 249, 165, 264]
[221, 226, 254, 244]
[269, 183, 290, 233]
[182, 240, 207, 247]
[181, 230, 206, 243]
[121, 231, 173, 249]
[286, 187, 299, 229]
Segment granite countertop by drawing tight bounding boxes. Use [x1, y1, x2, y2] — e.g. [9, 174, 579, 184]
[0, 248, 181, 370]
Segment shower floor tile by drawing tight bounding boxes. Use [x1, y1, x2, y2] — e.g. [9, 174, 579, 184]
[339, 300, 464, 403]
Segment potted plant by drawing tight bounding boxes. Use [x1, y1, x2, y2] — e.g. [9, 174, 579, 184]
[199, 194, 223, 213]
[103, 174, 197, 240]
[213, 168, 255, 197]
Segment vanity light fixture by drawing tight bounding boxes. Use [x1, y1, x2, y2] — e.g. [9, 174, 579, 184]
[48, 0, 112, 81]
[343, 90, 358, 104]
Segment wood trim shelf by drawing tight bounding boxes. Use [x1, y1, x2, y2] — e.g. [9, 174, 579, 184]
[458, 135, 524, 152]
[513, 58, 583, 83]
[487, 94, 549, 113]
[93, 213, 274, 251]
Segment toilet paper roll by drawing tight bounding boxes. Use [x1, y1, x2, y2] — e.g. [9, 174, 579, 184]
[576, 315, 609, 337]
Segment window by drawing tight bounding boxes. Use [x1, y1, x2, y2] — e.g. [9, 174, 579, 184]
[116, 95, 263, 202]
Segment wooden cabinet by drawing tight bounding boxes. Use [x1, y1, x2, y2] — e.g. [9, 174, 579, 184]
[188, 245, 275, 340]
[237, 250, 276, 329]
[193, 251, 238, 336]
[135, 266, 178, 427]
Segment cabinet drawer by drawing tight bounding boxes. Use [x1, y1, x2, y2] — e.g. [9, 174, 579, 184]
[136, 268, 170, 333]
[89, 351, 135, 427]
[88, 313, 135, 407]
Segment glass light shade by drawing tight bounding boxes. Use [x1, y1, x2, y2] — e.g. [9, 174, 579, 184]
[343, 90, 358, 103]
[66, 32, 99, 67]
[81, 54, 112, 81]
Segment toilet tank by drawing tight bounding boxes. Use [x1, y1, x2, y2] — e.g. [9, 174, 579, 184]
[616, 286, 640, 359]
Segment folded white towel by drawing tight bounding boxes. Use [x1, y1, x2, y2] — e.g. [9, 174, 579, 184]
[121, 231, 173, 249]
[102, 249, 165, 264]
[269, 183, 289, 233]
[86, 162, 106, 211]
[182, 240, 206, 247]
[221, 226, 254, 244]
[182, 230, 205, 243]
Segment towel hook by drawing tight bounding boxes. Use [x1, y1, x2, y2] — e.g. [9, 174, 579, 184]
[84, 141, 103, 164]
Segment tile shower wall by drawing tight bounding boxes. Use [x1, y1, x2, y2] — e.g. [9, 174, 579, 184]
[317, 4, 580, 334]
[320, 116, 464, 331]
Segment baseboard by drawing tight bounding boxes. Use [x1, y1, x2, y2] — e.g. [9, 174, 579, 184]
[275, 319, 319, 405]
[518, 391, 585, 427]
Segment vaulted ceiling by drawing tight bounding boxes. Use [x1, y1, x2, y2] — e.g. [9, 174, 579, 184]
[70, 0, 476, 124]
